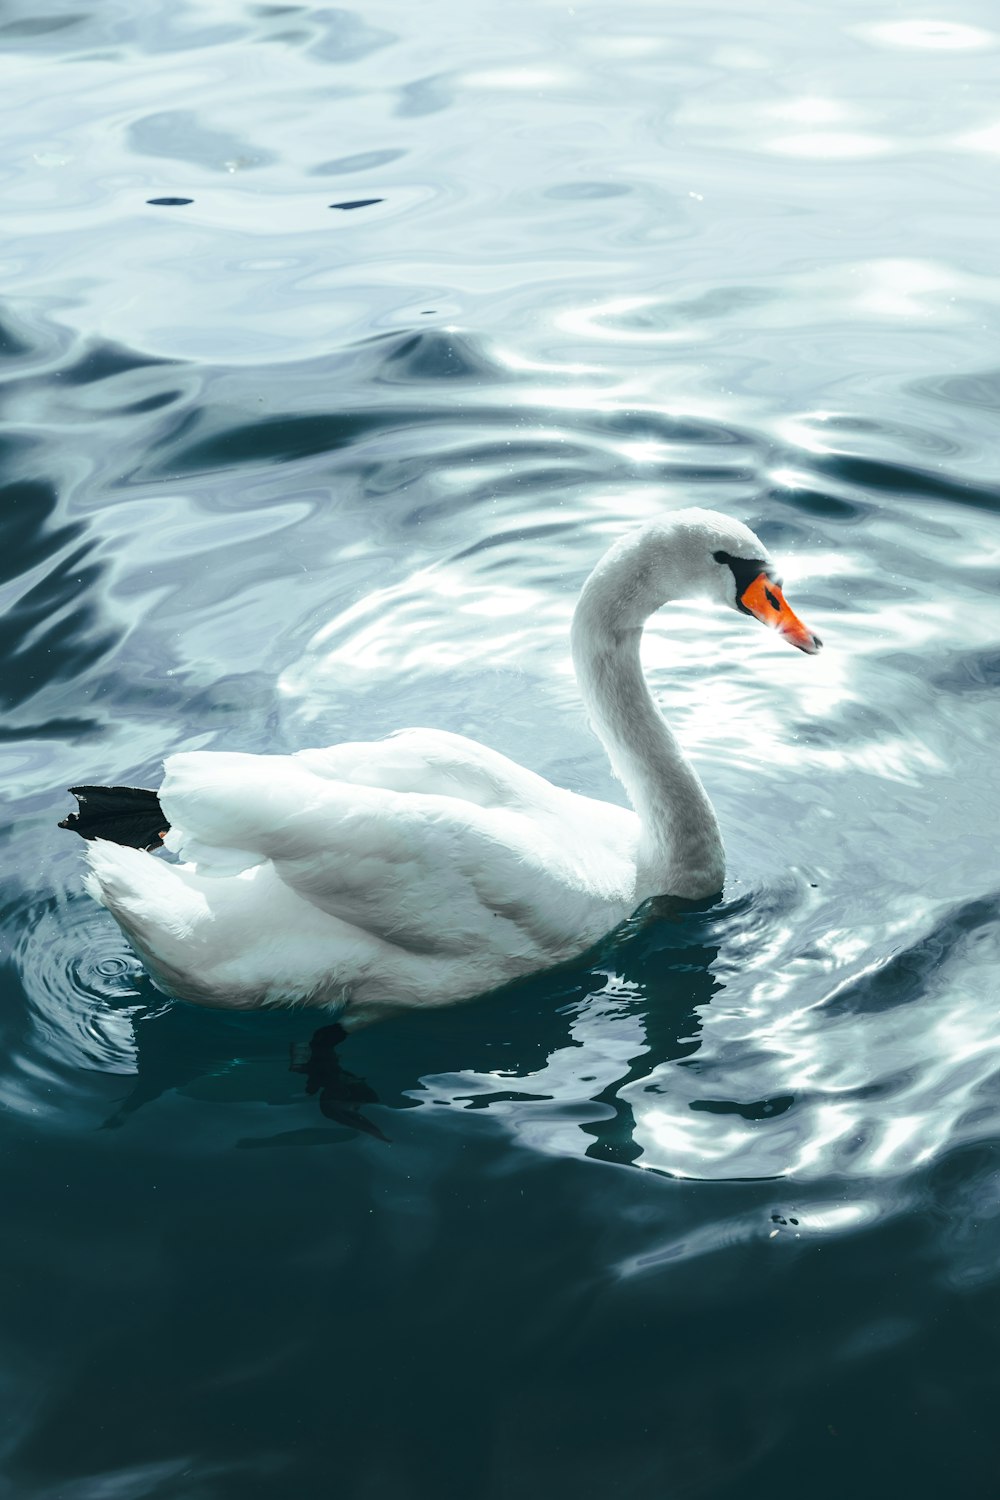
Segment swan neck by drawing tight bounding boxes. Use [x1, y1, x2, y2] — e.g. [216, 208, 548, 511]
[571, 538, 724, 901]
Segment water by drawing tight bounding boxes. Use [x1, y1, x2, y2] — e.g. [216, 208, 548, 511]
[2, 1, 1000, 1494]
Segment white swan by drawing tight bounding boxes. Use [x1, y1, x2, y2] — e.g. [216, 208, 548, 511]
[66, 508, 820, 1027]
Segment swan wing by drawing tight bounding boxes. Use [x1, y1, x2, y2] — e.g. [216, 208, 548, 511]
[159, 749, 635, 965]
[294, 727, 569, 814]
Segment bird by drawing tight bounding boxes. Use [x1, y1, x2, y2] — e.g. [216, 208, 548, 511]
[60, 507, 821, 1028]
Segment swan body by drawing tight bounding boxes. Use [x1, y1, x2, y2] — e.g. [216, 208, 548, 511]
[75, 508, 820, 1027]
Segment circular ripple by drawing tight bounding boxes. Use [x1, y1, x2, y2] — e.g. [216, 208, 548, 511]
[93, 954, 132, 978]
[5, 891, 157, 1086]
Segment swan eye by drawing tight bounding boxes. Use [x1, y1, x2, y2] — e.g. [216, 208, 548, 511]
[713, 549, 770, 609]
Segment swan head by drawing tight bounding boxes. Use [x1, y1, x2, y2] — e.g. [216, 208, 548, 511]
[697, 511, 822, 655]
[647, 508, 822, 654]
[575, 507, 822, 654]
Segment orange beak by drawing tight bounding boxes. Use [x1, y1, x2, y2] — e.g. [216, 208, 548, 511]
[740, 573, 822, 654]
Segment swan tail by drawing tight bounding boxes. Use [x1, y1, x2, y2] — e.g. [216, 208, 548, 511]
[59, 785, 169, 851]
[82, 840, 208, 984]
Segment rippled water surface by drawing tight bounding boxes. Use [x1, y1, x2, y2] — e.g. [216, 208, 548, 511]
[3, 2, 1000, 1495]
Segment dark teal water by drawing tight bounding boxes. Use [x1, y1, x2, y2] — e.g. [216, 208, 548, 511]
[3, 3, 1000, 1496]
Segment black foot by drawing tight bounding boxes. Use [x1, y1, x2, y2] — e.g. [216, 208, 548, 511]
[290, 1023, 388, 1140]
[59, 785, 169, 851]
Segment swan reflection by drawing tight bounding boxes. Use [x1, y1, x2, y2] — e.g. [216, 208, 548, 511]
[9, 876, 1000, 1187]
[93, 890, 727, 1153]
